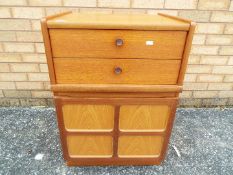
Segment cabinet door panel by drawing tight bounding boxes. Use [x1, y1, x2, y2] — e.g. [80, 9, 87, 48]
[62, 104, 114, 131]
[67, 135, 113, 158]
[119, 105, 170, 131]
[118, 136, 163, 157]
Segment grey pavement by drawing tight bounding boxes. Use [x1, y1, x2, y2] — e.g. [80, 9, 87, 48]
[0, 107, 232, 175]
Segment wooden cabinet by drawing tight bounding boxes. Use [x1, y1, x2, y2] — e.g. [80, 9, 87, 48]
[41, 12, 195, 166]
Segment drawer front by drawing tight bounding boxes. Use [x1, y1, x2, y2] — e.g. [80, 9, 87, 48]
[50, 29, 187, 59]
[54, 58, 181, 85]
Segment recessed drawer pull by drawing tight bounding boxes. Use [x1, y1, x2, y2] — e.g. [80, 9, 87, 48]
[114, 66, 122, 75]
[115, 38, 123, 46]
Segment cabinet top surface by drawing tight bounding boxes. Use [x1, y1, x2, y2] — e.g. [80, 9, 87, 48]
[46, 12, 190, 31]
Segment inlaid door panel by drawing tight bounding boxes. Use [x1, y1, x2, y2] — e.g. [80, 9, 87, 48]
[62, 104, 114, 131]
[119, 105, 170, 131]
[67, 135, 113, 158]
[118, 136, 163, 157]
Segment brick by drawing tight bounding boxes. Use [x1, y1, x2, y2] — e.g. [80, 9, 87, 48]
[183, 83, 208, 90]
[219, 91, 233, 98]
[198, 0, 230, 10]
[228, 57, 233, 65]
[10, 63, 39, 72]
[0, 54, 21, 62]
[0, 31, 16, 42]
[196, 23, 224, 34]
[0, 82, 15, 89]
[21, 54, 46, 63]
[28, 73, 49, 81]
[225, 24, 233, 34]
[212, 66, 233, 74]
[0, 73, 27, 81]
[16, 32, 43, 42]
[179, 10, 210, 22]
[208, 83, 232, 90]
[211, 12, 233, 22]
[192, 34, 206, 45]
[191, 45, 219, 55]
[0, 90, 3, 97]
[180, 91, 192, 98]
[4, 43, 35, 53]
[184, 74, 196, 82]
[20, 99, 47, 107]
[200, 56, 228, 65]
[206, 35, 233, 45]
[0, 64, 10, 72]
[39, 64, 48, 72]
[28, 0, 62, 6]
[0, 7, 11, 18]
[147, 10, 178, 16]
[98, 0, 130, 8]
[35, 43, 45, 53]
[197, 75, 223, 82]
[187, 65, 212, 74]
[3, 90, 31, 98]
[0, 44, 3, 52]
[165, 0, 197, 9]
[224, 75, 233, 82]
[113, 9, 146, 14]
[0, 98, 20, 107]
[64, 0, 96, 7]
[16, 82, 44, 90]
[31, 20, 41, 31]
[179, 98, 202, 107]
[43, 82, 51, 90]
[230, 1, 233, 11]
[80, 8, 112, 14]
[0, 19, 31, 31]
[46, 8, 75, 16]
[202, 98, 228, 107]
[132, 0, 164, 8]
[0, 0, 27, 5]
[193, 91, 218, 98]
[12, 7, 45, 19]
[219, 46, 233, 55]
[188, 55, 200, 64]
[31, 91, 53, 98]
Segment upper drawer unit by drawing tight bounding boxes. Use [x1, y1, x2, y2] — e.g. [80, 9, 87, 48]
[49, 29, 187, 59]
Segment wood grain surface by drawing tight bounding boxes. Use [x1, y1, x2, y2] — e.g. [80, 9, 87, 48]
[67, 135, 113, 158]
[119, 105, 170, 131]
[50, 29, 187, 59]
[118, 136, 163, 157]
[54, 58, 181, 85]
[62, 104, 114, 131]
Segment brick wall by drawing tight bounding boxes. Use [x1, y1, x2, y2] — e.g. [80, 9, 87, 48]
[0, 0, 233, 107]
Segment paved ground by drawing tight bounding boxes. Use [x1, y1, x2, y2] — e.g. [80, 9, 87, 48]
[0, 107, 232, 175]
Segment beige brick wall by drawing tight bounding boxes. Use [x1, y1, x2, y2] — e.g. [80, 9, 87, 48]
[0, 0, 232, 107]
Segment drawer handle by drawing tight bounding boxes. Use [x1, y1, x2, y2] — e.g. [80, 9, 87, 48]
[115, 38, 123, 46]
[114, 67, 122, 75]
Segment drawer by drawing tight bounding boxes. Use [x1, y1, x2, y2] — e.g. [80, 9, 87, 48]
[54, 58, 181, 85]
[49, 29, 187, 59]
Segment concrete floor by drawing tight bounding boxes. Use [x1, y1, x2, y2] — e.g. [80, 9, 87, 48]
[0, 107, 232, 175]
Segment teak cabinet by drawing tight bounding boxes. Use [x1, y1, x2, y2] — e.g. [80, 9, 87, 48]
[41, 12, 195, 166]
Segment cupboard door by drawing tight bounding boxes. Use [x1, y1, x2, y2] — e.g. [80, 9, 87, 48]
[119, 105, 170, 131]
[62, 104, 114, 131]
[67, 135, 113, 158]
[118, 136, 163, 157]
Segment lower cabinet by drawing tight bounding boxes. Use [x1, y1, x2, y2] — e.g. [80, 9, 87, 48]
[55, 97, 178, 165]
